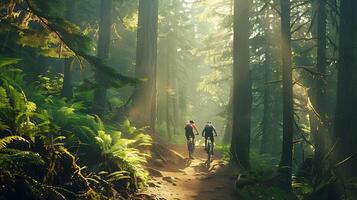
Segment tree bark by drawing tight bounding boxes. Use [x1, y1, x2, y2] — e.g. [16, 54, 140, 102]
[62, 59, 73, 99]
[61, 0, 76, 99]
[130, 0, 159, 130]
[278, 0, 293, 190]
[311, 0, 327, 177]
[92, 0, 112, 117]
[261, 47, 274, 154]
[231, 0, 252, 169]
[223, 91, 233, 143]
[334, 0, 357, 177]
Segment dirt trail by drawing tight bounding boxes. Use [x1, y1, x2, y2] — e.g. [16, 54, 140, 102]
[143, 146, 237, 200]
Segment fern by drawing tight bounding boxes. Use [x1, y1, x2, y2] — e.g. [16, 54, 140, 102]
[0, 136, 29, 149]
[0, 148, 45, 166]
[107, 171, 131, 182]
[0, 56, 21, 68]
[0, 55, 151, 197]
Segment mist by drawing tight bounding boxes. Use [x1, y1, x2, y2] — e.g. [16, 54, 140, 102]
[1, 0, 356, 199]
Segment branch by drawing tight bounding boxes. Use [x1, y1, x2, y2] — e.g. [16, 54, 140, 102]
[334, 153, 356, 168]
[21, 0, 139, 86]
[293, 66, 327, 77]
[293, 118, 315, 148]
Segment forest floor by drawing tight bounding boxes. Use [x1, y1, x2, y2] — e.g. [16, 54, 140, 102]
[142, 145, 237, 200]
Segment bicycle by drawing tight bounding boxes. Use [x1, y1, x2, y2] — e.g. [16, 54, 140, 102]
[187, 136, 194, 159]
[206, 136, 214, 164]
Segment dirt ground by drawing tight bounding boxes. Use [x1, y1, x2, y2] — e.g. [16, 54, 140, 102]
[143, 145, 237, 200]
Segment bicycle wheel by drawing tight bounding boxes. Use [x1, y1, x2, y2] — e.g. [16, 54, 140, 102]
[207, 141, 211, 163]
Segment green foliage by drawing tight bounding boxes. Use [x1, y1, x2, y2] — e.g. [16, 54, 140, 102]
[237, 184, 295, 200]
[0, 136, 28, 149]
[0, 57, 151, 198]
[215, 144, 231, 162]
[1, 0, 140, 90]
[250, 150, 279, 173]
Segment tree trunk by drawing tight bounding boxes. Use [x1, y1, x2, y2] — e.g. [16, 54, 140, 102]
[130, 0, 159, 130]
[334, 0, 357, 177]
[312, 0, 327, 178]
[172, 78, 179, 135]
[92, 0, 112, 117]
[261, 47, 274, 154]
[223, 91, 233, 143]
[61, 0, 77, 99]
[166, 41, 172, 140]
[231, 0, 252, 169]
[278, 0, 293, 190]
[62, 58, 73, 99]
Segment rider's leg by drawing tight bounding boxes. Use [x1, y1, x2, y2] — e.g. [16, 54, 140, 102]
[204, 137, 208, 150]
[211, 136, 215, 155]
[192, 136, 195, 150]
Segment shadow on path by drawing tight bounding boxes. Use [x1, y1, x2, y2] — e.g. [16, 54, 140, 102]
[144, 145, 237, 200]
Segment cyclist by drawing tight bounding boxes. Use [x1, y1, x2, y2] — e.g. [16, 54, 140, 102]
[202, 121, 217, 155]
[184, 120, 199, 159]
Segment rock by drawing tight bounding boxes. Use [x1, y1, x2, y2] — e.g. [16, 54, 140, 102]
[149, 143, 186, 169]
[151, 159, 165, 168]
[148, 182, 159, 188]
[133, 193, 155, 200]
[163, 176, 175, 183]
[147, 167, 164, 177]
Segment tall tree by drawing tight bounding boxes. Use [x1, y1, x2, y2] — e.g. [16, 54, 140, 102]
[231, 0, 252, 169]
[278, 0, 293, 189]
[260, 7, 278, 155]
[311, 0, 327, 176]
[130, 0, 159, 130]
[261, 46, 275, 155]
[62, 59, 73, 99]
[334, 0, 357, 177]
[61, 0, 77, 99]
[92, 0, 112, 117]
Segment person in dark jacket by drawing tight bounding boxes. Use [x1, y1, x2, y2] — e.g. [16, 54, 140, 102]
[185, 120, 199, 158]
[202, 121, 217, 155]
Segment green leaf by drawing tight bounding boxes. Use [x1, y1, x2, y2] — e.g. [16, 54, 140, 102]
[0, 56, 21, 68]
[0, 136, 29, 149]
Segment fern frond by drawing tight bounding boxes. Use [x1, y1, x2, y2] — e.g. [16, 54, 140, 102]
[107, 170, 131, 182]
[0, 148, 45, 166]
[0, 136, 29, 149]
[0, 56, 21, 68]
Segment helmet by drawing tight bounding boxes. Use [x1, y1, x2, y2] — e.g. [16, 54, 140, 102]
[189, 120, 194, 124]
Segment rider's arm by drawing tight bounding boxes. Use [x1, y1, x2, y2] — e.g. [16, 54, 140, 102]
[213, 126, 218, 136]
[193, 124, 199, 135]
[202, 128, 205, 137]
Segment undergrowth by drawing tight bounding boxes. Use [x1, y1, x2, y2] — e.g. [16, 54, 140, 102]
[0, 59, 152, 199]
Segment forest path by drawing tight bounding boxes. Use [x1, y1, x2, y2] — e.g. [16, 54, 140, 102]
[143, 145, 237, 200]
